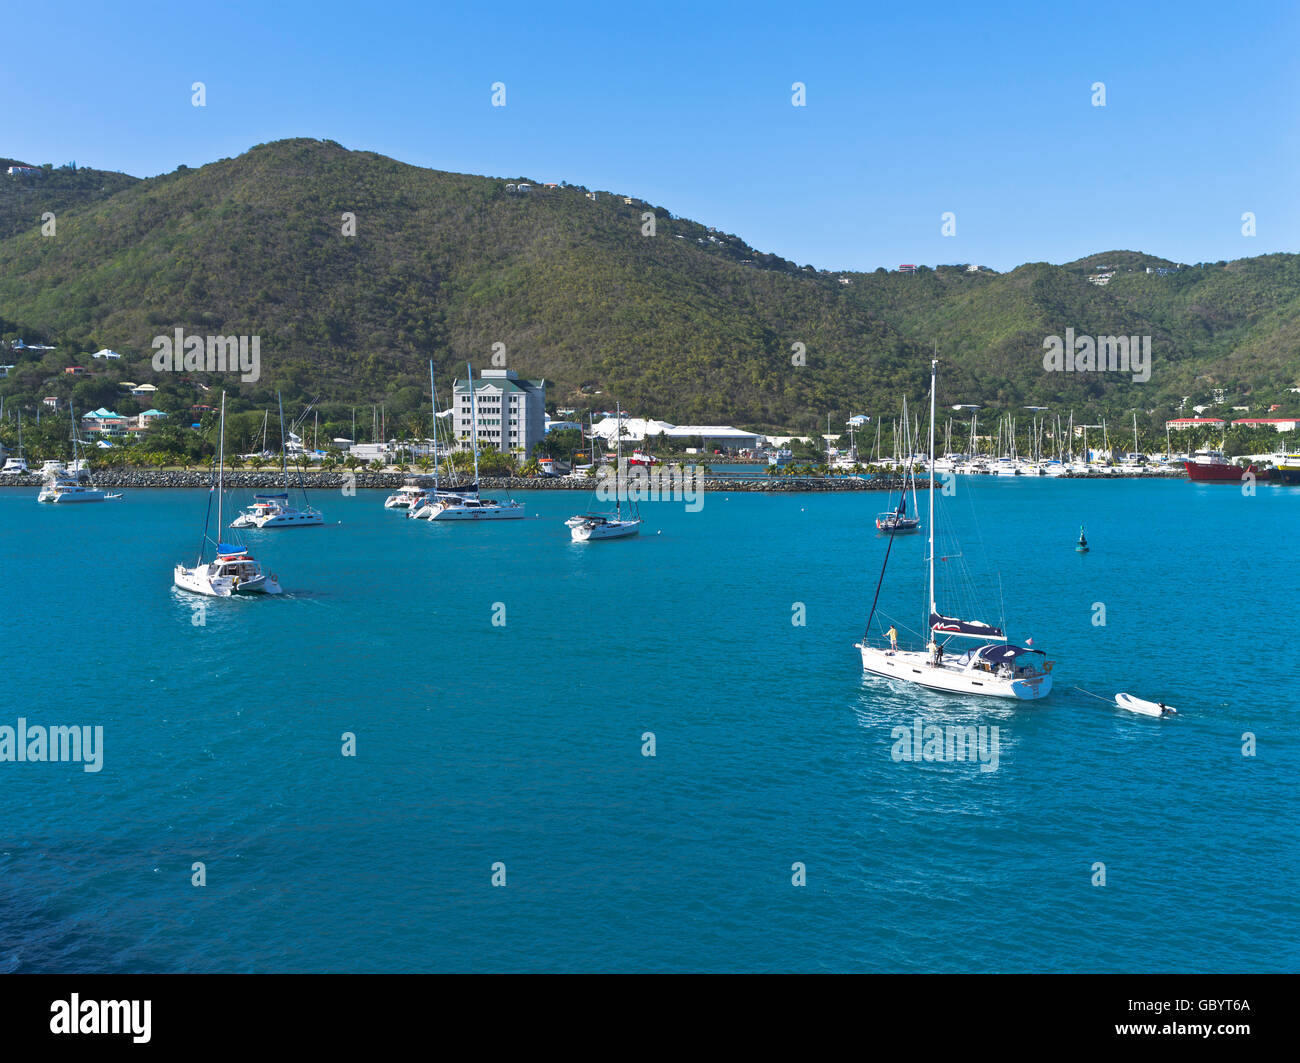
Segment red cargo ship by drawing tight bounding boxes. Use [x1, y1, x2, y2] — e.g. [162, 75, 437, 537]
[1183, 450, 1268, 482]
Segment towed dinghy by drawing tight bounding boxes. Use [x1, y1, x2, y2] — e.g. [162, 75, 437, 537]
[1115, 693, 1176, 717]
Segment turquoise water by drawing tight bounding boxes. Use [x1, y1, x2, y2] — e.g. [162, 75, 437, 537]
[1, 478, 1296, 972]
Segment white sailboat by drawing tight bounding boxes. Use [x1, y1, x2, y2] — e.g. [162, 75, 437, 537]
[38, 400, 113, 502]
[875, 396, 921, 533]
[855, 359, 1052, 700]
[230, 392, 323, 528]
[423, 363, 525, 521]
[566, 402, 642, 541]
[2, 410, 29, 474]
[174, 392, 282, 596]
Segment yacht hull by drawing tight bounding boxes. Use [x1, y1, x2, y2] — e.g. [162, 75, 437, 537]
[570, 519, 641, 541]
[173, 563, 282, 596]
[40, 489, 106, 503]
[857, 645, 1052, 700]
[428, 504, 525, 520]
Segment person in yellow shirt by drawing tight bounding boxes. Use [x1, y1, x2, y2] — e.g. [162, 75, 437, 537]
[887, 625, 898, 652]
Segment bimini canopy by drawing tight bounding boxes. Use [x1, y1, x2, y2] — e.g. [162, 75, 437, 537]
[252, 493, 289, 501]
[930, 613, 1005, 641]
[217, 543, 248, 557]
[977, 644, 1044, 666]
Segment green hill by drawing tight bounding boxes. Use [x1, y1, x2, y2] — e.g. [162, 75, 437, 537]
[1, 138, 1298, 436]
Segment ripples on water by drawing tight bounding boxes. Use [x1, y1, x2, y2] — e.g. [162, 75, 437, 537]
[0, 480, 1295, 971]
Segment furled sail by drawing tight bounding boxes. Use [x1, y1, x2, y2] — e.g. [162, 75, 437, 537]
[929, 612, 1005, 640]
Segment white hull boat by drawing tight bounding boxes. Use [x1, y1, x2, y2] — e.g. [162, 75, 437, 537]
[231, 493, 323, 528]
[385, 483, 427, 509]
[174, 554, 281, 597]
[38, 481, 107, 503]
[1115, 693, 1176, 717]
[568, 515, 642, 541]
[174, 392, 284, 597]
[428, 495, 525, 520]
[859, 644, 1051, 700]
[855, 357, 1053, 702]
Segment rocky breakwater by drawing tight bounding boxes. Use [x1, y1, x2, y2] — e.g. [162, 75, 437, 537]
[0, 470, 920, 492]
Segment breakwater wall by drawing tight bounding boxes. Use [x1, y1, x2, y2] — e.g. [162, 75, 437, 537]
[0, 470, 928, 492]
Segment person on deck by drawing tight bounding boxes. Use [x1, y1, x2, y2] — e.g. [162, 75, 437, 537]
[887, 626, 898, 653]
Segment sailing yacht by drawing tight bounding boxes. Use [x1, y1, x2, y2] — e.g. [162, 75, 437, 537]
[876, 396, 921, 533]
[37, 401, 113, 502]
[230, 393, 323, 528]
[2, 411, 29, 474]
[423, 363, 525, 521]
[855, 360, 1052, 701]
[174, 393, 282, 596]
[567, 402, 643, 541]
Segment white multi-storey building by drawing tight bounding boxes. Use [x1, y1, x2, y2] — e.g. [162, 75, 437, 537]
[453, 368, 547, 457]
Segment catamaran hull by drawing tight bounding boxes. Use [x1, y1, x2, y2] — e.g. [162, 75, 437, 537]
[40, 490, 106, 503]
[428, 506, 526, 520]
[857, 645, 1052, 700]
[232, 511, 324, 528]
[173, 565, 282, 597]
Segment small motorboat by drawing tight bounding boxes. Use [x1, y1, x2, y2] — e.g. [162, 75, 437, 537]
[1115, 693, 1176, 717]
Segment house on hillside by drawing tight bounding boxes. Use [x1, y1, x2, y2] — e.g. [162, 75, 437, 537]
[92, 348, 122, 359]
[1233, 418, 1300, 433]
[64, 366, 86, 375]
[82, 408, 129, 436]
[43, 396, 58, 409]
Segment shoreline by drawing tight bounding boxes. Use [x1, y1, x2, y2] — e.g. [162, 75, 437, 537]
[0, 469, 1187, 491]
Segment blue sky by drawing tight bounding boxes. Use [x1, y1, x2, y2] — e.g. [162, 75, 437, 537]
[3, 0, 1296, 272]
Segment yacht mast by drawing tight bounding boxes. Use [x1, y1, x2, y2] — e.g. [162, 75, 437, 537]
[277, 391, 289, 493]
[429, 361, 439, 493]
[218, 392, 226, 543]
[467, 363, 480, 487]
[928, 358, 937, 623]
[615, 401, 623, 521]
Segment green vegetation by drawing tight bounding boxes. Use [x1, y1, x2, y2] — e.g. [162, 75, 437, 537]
[1, 137, 1299, 454]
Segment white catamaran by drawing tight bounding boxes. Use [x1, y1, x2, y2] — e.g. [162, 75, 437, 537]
[37, 400, 116, 503]
[230, 392, 323, 528]
[174, 392, 282, 597]
[855, 359, 1052, 700]
[566, 402, 643, 541]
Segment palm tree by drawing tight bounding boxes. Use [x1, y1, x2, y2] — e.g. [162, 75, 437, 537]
[519, 458, 541, 478]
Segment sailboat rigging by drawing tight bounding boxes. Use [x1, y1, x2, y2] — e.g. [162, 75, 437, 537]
[854, 358, 1052, 700]
[566, 401, 643, 541]
[174, 392, 283, 596]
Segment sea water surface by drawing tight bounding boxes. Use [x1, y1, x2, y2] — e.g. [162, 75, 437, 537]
[0, 477, 1295, 972]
